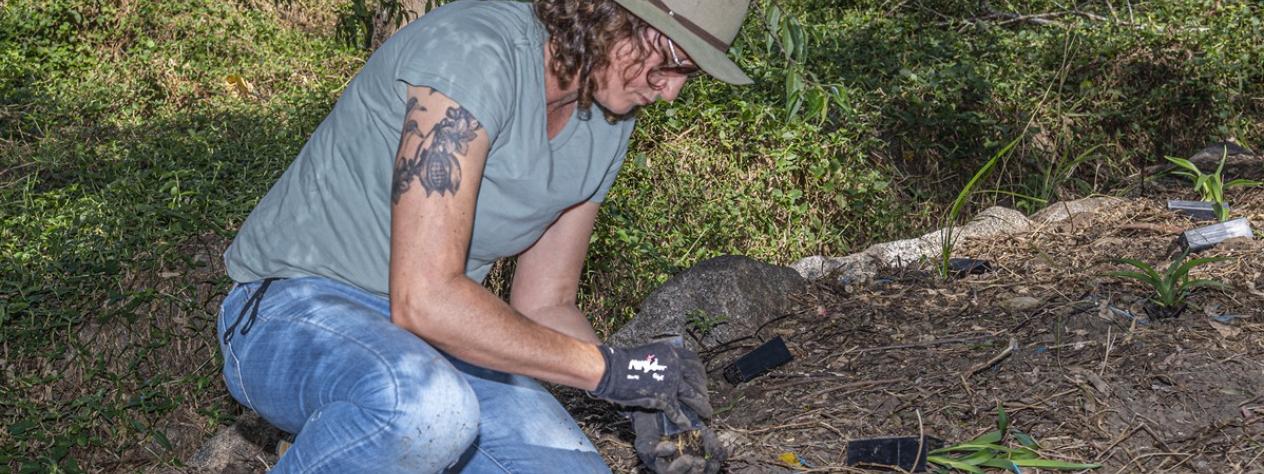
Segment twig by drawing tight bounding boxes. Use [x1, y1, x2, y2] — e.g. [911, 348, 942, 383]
[964, 337, 1019, 377]
[857, 335, 997, 354]
[1099, 326, 1114, 376]
[766, 376, 902, 393]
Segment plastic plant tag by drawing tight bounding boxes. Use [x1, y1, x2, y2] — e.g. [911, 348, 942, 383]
[723, 336, 794, 385]
[1179, 217, 1253, 252]
[1167, 200, 1221, 220]
[845, 435, 945, 472]
[652, 335, 706, 436]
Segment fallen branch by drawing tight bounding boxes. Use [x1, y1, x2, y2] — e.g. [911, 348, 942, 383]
[964, 337, 1019, 377]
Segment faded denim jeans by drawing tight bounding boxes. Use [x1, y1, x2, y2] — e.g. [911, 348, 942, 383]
[216, 276, 611, 473]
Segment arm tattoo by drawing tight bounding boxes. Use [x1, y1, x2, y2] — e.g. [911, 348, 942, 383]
[391, 98, 482, 203]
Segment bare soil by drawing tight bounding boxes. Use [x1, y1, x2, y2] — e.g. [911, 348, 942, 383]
[565, 190, 1264, 473]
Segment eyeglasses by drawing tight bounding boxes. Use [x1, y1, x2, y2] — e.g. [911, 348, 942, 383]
[654, 38, 701, 78]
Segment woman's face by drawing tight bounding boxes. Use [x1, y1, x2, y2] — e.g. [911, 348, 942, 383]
[592, 28, 699, 115]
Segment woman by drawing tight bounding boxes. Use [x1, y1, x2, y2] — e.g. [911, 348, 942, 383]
[217, 0, 752, 472]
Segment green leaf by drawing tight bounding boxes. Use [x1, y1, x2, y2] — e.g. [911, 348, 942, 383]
[928, 456, 986, 473]
[1012, 430, 1039, 449]
[1227, 178, 1263, 188]
[1008, 458, 1102, 469]
[1108, 270, 1161, 289]
[996, 403, 1010, 434]
[1164, 156, 1202, 175]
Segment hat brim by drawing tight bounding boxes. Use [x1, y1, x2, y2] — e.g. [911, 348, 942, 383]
[613, 0, 753, 85]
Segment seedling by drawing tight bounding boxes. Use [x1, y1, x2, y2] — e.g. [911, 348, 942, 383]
[1166, 151, 1262, 222]
[927, 403, 1101, 473]
[685, 308, 728, 339]
[938, 137, 1019, 279]
[1108, 250, 1227, 317]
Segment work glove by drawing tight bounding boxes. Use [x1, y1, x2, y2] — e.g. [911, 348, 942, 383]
[630, 410, 727, 474]
[590, 342, 713, 429]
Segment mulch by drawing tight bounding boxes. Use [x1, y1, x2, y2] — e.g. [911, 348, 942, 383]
[565, 188, 1264, 473]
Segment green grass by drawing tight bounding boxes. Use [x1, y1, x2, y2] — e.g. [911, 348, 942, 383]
[3, 0, 1264, 470]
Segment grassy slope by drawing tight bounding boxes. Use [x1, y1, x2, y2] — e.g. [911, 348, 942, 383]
[2, 0, 1262, 470]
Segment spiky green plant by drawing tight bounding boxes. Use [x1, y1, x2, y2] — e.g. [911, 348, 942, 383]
[1166, 150, 1262, 222]
[1109, 251, 1228, 309]
[937, 137, 1021, 279]
[928, 403, 1101, 473]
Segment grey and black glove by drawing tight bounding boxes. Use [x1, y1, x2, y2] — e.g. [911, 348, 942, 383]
[630, 410, 727, 474]
[590, 342, 713, 428]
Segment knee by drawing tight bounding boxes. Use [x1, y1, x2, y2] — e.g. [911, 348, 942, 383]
[381, 357, 480, 463]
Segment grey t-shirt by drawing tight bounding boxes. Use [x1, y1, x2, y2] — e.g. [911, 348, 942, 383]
[225, 0, 635, 295]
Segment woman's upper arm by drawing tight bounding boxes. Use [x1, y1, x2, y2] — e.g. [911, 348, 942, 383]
[389, 85, 491, 308]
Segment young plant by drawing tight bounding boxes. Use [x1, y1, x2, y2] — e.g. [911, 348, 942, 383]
[1108, 251, 1228, 311]
[937, 137, 1020, 279]
[1166, 150, 1262, 222]
[685, 308, 728, 339]
[928, 403, 1101, 473]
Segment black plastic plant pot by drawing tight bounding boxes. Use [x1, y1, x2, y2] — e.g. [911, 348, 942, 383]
[723, 336, 794, 385]
[1179, 217, 1253, 252]
[1167, 200, 1221, 220]
[947, 258, 992, 278]
[845, 435, 945, 472]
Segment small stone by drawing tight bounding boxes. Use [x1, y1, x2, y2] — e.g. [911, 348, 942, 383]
[999, 296, 1041, 312]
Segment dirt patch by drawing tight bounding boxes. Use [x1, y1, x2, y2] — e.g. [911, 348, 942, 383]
[565, 191, 1264, 472]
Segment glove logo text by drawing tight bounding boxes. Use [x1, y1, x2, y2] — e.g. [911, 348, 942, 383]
[627, 354, 667, 382]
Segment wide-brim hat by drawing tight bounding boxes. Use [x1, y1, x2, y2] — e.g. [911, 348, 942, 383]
[613, 0, 753, 85]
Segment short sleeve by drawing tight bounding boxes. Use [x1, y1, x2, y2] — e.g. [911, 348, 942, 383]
[387, 6, 520, 142]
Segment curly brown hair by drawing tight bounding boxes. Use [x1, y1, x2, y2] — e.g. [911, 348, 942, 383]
[534, 0, 658, 120]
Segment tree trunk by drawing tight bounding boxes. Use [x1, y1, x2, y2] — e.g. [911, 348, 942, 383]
[371, 0, 431, 49]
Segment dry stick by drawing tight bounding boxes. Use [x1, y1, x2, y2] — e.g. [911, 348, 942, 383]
[964, 337, 1019, 377]
[802, 378, 904, 399]
[914, 409, 926, 472]
[1099, 326, 1114, 376]
[856, 335, 997, 354]
[764, 375, 901, 393]
[1114, 452, 1193, 474]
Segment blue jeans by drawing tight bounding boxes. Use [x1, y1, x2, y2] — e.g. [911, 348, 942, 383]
[216, 276, 611, 473]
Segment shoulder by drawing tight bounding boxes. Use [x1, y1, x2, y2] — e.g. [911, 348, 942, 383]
[399, 0, 540, 49]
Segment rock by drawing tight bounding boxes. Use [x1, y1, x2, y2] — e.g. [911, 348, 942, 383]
[999, 296, 1042, 312]
[186, 412, 286, 473]
[794, 206, 1033, 283]
[957, 206, 1032, 238]
[1031, 197, 1122, 223]
[609, 256, 808, 352]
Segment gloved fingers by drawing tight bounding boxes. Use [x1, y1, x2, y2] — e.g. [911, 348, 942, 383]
[677, 383, 714, 420]
[664, 454, 707, 474]
[662, 404, 695, 430]
[700, 427, 729, 463]
[653, 439, 678, 458]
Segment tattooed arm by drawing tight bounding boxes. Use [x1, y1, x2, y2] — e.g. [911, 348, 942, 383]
[509, 201, 603, 345]
[389, 85, 605, 390]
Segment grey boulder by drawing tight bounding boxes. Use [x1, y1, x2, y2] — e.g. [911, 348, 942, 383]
[609, 255, 808, 352]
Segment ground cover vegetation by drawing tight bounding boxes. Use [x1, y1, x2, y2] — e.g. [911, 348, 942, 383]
[2, 0, 1262, 470]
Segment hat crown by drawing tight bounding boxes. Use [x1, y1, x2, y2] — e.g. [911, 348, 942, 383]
[654, 0, 749, 45]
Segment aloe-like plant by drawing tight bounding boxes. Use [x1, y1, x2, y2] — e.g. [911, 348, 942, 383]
[936, 137, 1020, 279]
[1109, 251, 1228, 311]
[928, 403, 1101, 473]
[1166, 150, 1262, 222]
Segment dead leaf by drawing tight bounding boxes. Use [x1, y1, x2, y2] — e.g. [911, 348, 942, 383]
[225, 74, 255, 97]
[1209, 320, 1241, 338]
